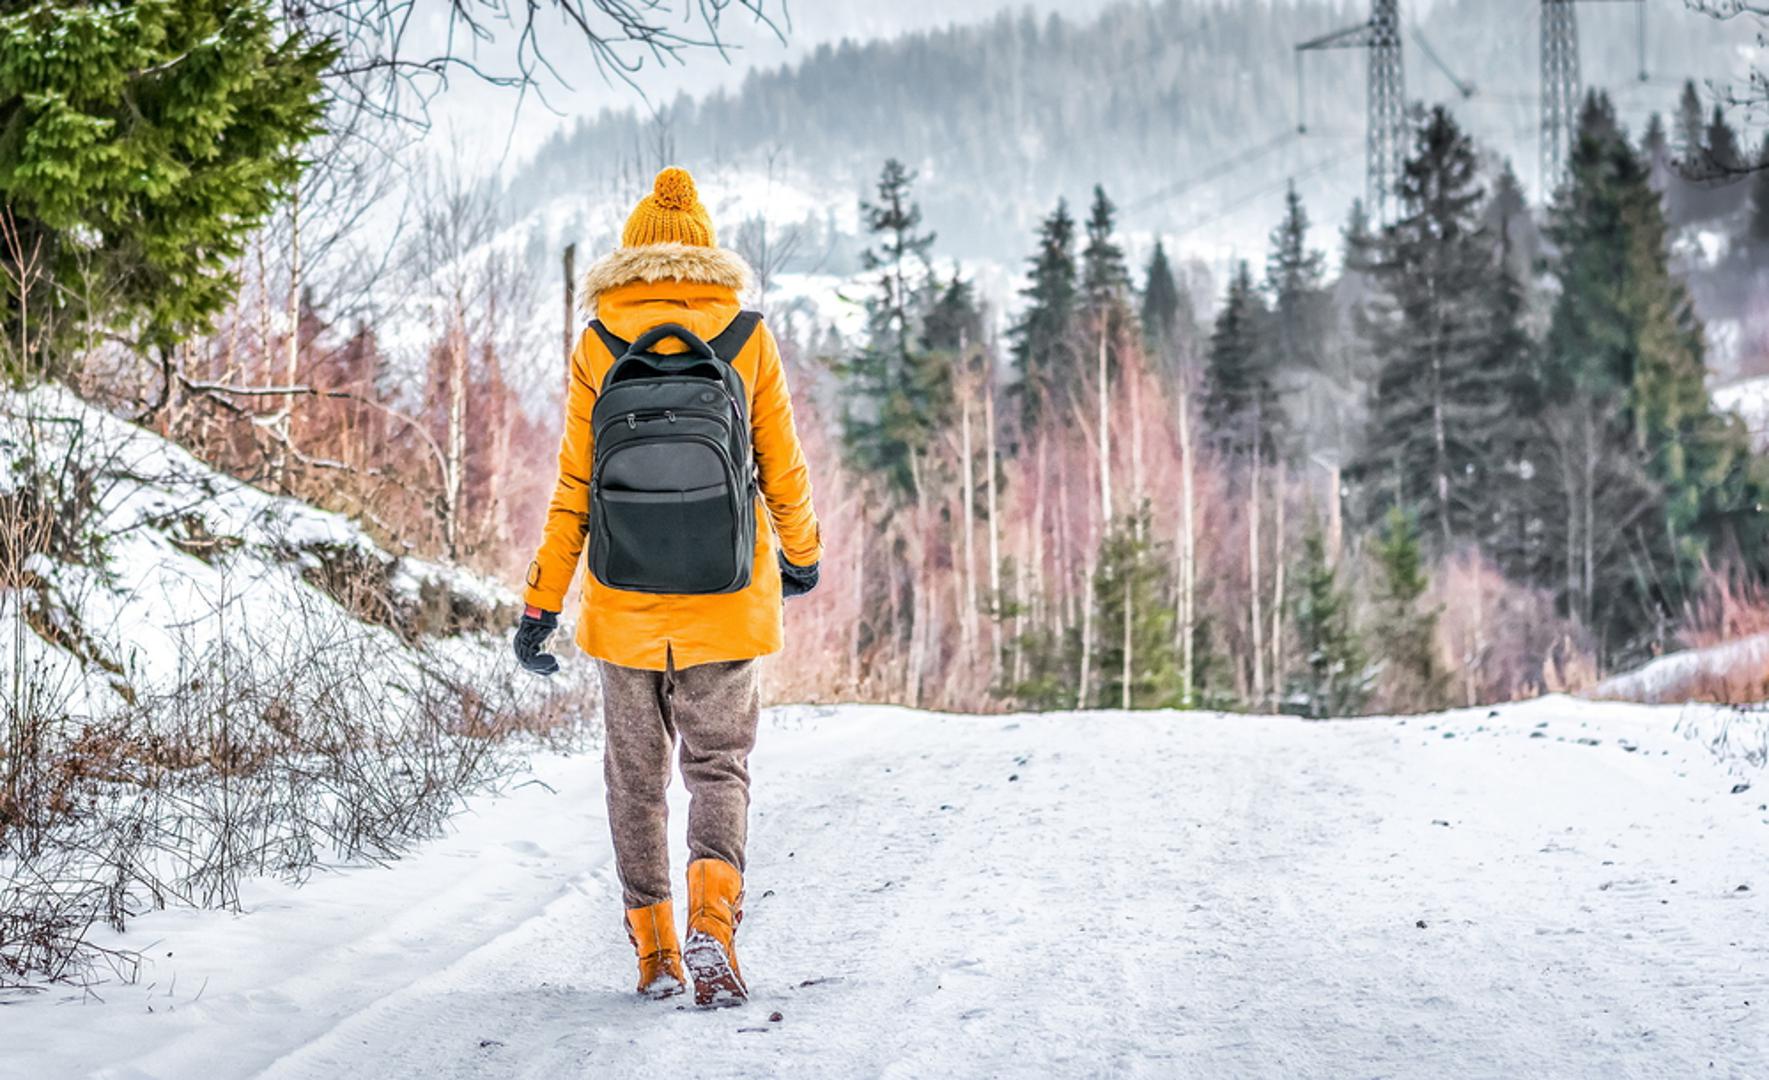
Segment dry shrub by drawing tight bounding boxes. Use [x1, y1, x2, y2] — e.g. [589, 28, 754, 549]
[0, 582, 588, 989]
[1431, 549, 1598, 704]
[1682, 570, 1769, 649]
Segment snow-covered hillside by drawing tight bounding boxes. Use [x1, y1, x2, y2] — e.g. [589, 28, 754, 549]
[11, 696, 1765, 1078]
[0, 384, 581, 717]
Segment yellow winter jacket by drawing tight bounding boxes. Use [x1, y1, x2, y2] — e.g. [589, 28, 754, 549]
[523, 243, 821, 670]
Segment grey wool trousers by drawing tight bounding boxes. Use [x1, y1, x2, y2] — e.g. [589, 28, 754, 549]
[597, 656, 761, 909]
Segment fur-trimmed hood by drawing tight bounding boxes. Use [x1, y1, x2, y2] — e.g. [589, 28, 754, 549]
[579, 243, 752, 314]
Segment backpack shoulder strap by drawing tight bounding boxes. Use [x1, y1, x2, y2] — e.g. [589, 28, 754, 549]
[707, 311, 762, 361]
[588, 320, 629, 361]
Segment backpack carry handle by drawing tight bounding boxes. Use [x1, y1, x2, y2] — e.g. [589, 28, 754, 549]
[626, 323, 716, 361]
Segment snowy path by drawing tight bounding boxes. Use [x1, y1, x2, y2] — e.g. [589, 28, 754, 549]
[10, 697, 1767, 1079]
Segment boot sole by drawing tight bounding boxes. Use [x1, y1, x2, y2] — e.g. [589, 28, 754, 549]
[684, 931, 747, 1008]
[639, 971, 686, 1000]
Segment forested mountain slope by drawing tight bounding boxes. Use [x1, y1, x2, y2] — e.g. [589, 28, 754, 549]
[501, 0, 1741, 263]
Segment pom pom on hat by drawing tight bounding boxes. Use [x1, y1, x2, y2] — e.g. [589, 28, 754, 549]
[622, 166, 715, 248]
[652, 167, 697, 211]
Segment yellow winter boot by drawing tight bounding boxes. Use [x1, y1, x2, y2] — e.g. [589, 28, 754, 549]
[684, 858, 748, 1007]
[624, 900, 687, 999]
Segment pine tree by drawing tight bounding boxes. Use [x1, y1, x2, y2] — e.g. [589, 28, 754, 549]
[1341, 198, 1375, 273]
[1094, 505, 1183, 710]
[1641, 112, 1669, 164]
[1703, 104, 1745, 176]
[1674, 80, 1706, 164]
[1139, 239, 1189, 374]
[1264, 182, 1328, 376]
[1081, 184, 1132, 310]
[1475, 181, 1542, 580]
[841, 159, 944, 497]
[923, 272, 984, 354]
[1292, 523, 1366, 718]
[1010, 199, 1079, 426]
[1203, 261, 1277, 456]
[1370, 507, 1445, 713]
[1353, 106, 1520, 553]
[1544, 92, 1769, 660]
[0, 0, 332, 374]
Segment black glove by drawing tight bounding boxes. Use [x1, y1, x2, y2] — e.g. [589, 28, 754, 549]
[779, 553, 819, 599]
[513, 607, 560, 675]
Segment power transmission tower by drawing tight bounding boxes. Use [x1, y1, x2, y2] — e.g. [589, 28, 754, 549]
[1540, 0, 1581, 198]
[1539, 0, 1647, 201]
[1296, 1, 1408, 223]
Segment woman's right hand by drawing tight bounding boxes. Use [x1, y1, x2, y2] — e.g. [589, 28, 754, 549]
[513, 606, 561, 675]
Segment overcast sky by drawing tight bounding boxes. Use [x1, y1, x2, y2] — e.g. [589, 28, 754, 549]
[414, 0, 1132, 176]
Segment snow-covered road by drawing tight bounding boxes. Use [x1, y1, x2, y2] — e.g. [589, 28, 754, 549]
[11, 697, 1767, 1079]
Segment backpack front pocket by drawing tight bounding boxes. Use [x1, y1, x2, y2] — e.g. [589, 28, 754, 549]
[596, 483, 742, 593]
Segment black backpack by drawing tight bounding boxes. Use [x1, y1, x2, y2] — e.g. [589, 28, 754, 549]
[585, 313, 761, 595]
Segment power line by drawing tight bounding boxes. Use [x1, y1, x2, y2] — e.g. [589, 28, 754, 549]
[1122, 130, 1299, 215]
[1162, 147, 1361, 242]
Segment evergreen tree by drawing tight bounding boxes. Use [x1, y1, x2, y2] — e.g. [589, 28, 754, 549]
[841, 159, 945, 497]
[1139, 239, 1189, 374]
[1543, 92, 1769, 660]
[1010, 199, 1079, 426]
[1674, 80, 1706, 164]
[1341, 198, 1375, 273]
[0, 0, 331, 375]
[1353, 106, 1521, 553]
[1292, 523, 1366, 718]
[1370, 507, 1445, 712]
[1094, 506, 1183, 709]
[1702, 104, 1745, 175]
[1081, 184, 1131, 310]
[1203, 261, 1277, 455]
[923, 271, 985, 354]
[1264, 182, 1329, 376]
[1474, 182, 1543, 579]
[1641, 112, 1669, 164]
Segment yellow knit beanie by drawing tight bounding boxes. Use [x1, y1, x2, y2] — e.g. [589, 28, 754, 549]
[622, 167, 716, 248]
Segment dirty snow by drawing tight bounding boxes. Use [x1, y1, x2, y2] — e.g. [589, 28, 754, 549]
[9, 695, 1765, 1079]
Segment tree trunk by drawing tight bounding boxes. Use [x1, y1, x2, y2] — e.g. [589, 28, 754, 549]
[1431, 345, 1452, 550]
[1097, 322, 1112, 528]
[1269, 470, 1287, 712]
[960, 382, 978, 656]
[1249, 447, 1265, 707]
[279, 182, 302, 475]
[1178, 377, 1197, 709]
[985, 369, 1002, 677]
[444, 303, 468, 561]
[907, 451, 929, 708]
[1076, 538, 1095, 711]
[852, 502, 866, 693]
[1121, 571, 1133, 711]
[1130, 362, 1145, 519]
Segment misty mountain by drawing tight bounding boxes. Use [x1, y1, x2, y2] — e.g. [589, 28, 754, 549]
[499, 0, 1745, 268]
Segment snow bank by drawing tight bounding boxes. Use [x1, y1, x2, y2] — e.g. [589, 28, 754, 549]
[1587, 633, 1769, 706]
